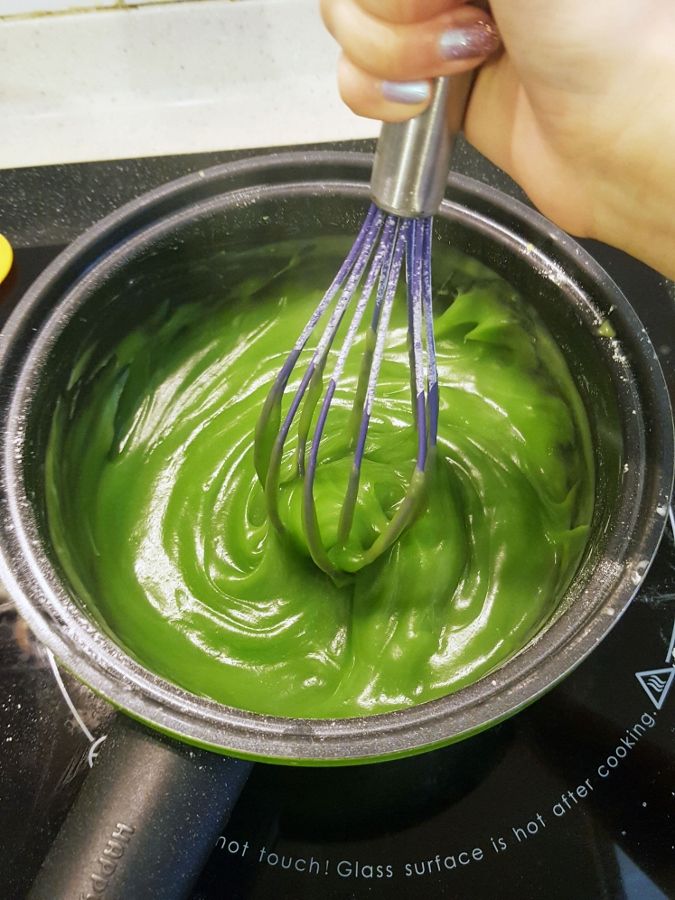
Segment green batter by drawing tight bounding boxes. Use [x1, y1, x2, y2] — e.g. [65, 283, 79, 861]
[45, 236, 594, 718]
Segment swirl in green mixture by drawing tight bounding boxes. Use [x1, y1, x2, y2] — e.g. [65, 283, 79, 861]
[45, 238, 593, 717]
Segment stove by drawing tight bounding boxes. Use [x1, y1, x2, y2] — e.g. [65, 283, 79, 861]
[0, 145, 673, 900]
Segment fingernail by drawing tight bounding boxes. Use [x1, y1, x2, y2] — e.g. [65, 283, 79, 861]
[439, 21, 500, 60]
[381, 80, 431, 105]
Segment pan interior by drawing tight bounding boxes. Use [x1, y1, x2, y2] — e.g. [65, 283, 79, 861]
[27, 189, 610, 720]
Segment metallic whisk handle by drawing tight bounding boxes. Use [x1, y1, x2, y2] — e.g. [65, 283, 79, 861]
[370, 73, 475, 218]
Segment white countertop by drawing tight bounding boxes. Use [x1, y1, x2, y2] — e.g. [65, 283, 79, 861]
[0, 0, 378, 169]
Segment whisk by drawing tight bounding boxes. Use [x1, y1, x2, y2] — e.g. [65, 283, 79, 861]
[254, 75, 474, 579]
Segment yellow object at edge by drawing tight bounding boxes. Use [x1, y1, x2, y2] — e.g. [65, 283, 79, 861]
[0, 234, 13, 285]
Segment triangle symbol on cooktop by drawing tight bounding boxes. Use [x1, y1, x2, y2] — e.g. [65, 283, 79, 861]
[635, 666, 675, 710]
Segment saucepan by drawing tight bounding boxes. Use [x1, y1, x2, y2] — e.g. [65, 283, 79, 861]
[0, 151, 672, 898]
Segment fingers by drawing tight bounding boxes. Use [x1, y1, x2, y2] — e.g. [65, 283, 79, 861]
[321, 0, 500, 82]
[357, 0, 469, 26]
[338, 54, 432, 122]
[322, 0, 500, 121]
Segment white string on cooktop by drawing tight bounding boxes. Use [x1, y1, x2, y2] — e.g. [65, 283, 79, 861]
[46, 648, 107, 768]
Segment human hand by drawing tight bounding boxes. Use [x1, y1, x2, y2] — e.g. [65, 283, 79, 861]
[321, 0, 675, 278]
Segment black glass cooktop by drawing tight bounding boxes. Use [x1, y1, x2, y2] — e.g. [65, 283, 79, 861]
[0, 145, 673, 900]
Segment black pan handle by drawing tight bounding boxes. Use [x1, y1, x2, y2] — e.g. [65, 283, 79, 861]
[29, 714, 253, 900]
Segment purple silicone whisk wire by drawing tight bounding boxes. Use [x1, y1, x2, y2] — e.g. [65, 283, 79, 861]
[253, 205, 439, 579]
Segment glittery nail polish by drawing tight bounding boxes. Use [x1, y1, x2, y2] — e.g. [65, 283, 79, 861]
[439, 21, 500, 61]
[381, 80, 431, 105]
